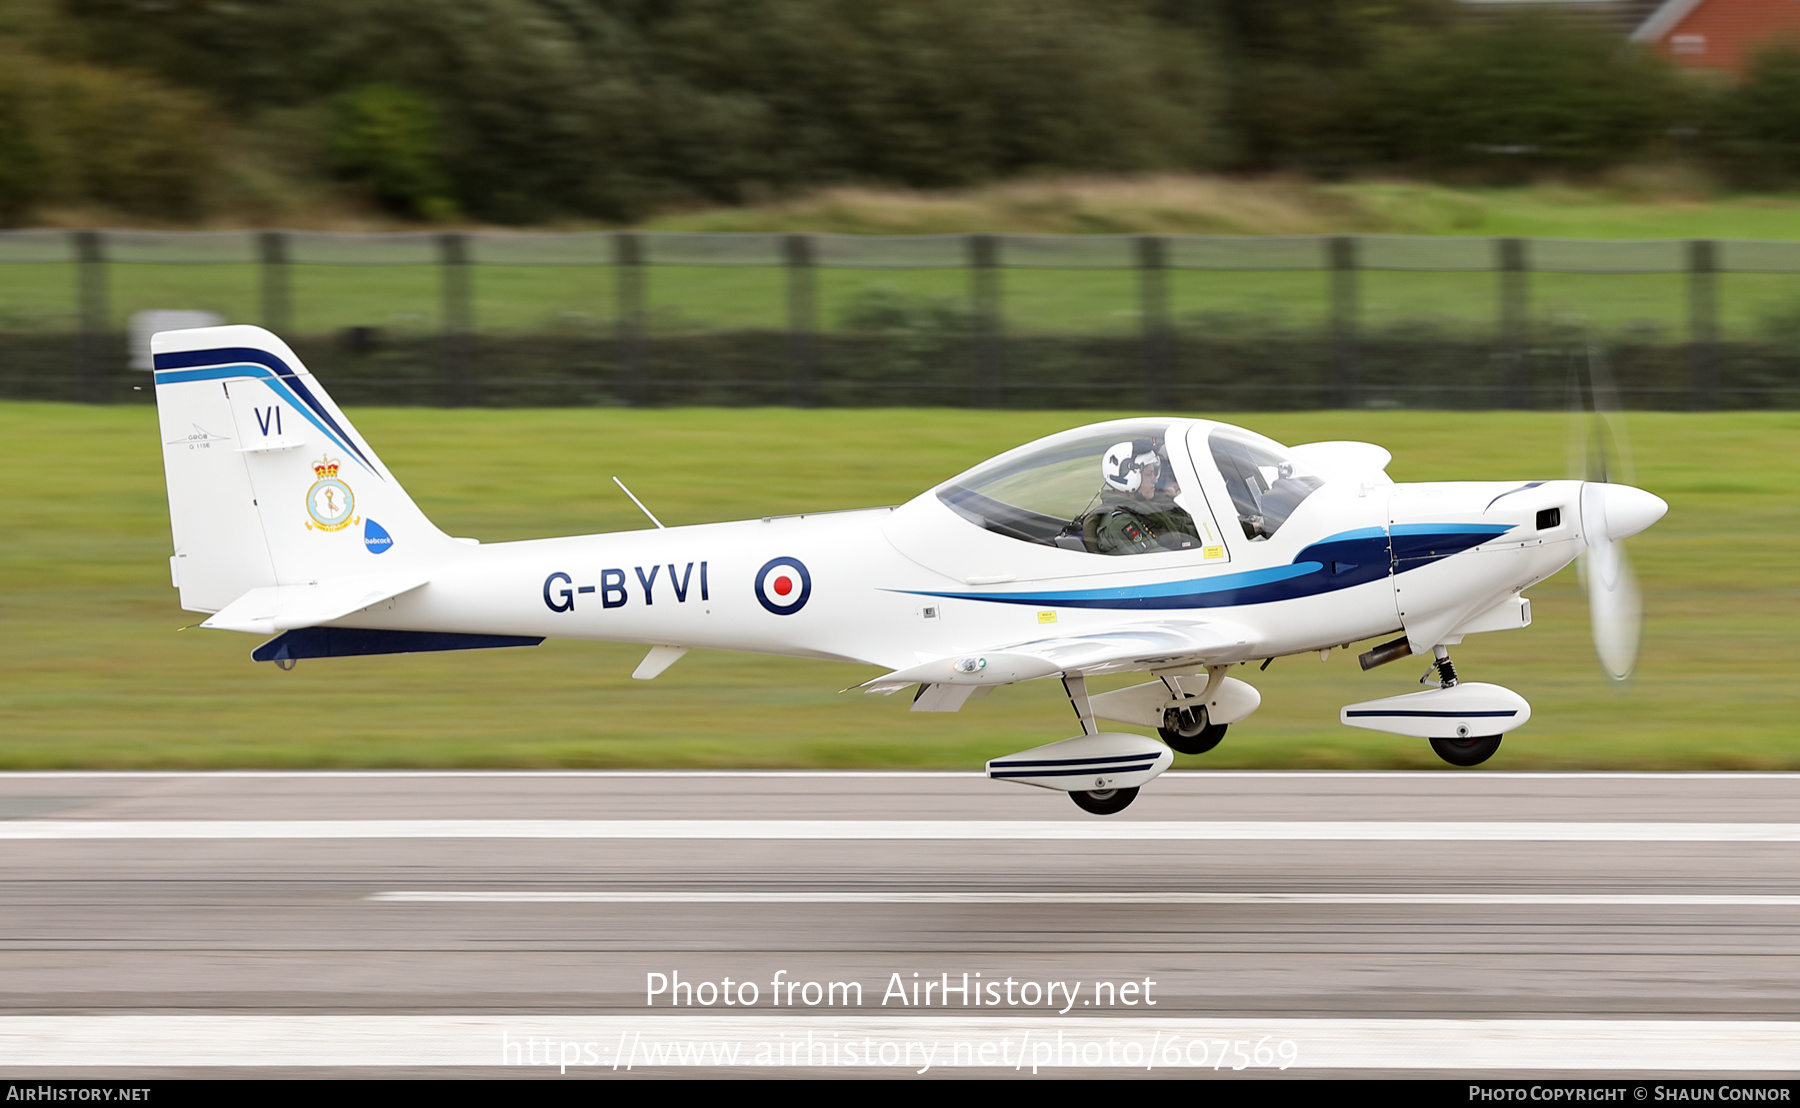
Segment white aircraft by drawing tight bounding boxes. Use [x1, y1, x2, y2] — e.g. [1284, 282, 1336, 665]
[152, 325, 1666, 814]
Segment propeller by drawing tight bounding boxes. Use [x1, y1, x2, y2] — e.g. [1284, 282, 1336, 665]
[1568, 344, 1666, 683]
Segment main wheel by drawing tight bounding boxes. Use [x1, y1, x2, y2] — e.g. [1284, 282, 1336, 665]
[1070, 787, 1139, 815]
[1158, 702, 1227, 755]
[1428, 735, 1502, 767]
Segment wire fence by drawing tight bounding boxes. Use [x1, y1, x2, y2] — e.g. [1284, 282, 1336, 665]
[3, 229, 1798, 408]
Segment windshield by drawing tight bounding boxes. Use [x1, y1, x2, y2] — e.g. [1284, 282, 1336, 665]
[1208, 429, 1324, 540]
[937, 425, 1204, 555]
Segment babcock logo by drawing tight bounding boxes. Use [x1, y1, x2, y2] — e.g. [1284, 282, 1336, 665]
[754, 556, 811, 615]
[363, 518, 393, 554]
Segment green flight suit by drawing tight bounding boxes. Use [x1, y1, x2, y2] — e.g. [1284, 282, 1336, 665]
[1091, 489, 1201, 555]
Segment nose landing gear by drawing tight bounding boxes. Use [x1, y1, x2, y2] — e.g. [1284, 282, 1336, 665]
[1340, 645, 1528, 769]
[1422, 646, 1501, 767]
[1429, 734, 1503, 766]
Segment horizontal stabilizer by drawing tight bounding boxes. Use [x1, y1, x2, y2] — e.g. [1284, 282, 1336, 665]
[252, 628, 543, 664]
[201, 572, 429, 635]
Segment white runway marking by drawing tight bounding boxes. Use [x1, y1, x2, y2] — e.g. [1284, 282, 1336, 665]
[2, 1015, 1799, 1071]
[2, 770, 1798, 780]
[369, 890, 1800, 906]
[10, 819, 1800, 841]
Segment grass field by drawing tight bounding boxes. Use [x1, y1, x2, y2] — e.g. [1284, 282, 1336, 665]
[1, 401, 1795, 770]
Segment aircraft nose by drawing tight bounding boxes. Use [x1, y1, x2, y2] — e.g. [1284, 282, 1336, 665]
[1588, 483, 1668, 543]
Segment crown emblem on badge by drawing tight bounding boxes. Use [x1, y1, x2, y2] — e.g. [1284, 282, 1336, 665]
[312, 457, 341, 480]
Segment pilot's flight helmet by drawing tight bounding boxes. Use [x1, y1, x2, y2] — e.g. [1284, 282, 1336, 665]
[1102, 438, 1159, 494]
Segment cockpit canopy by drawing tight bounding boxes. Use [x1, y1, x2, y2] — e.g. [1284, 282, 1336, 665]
[1206, 428, 1324, 541]
[935, 421, 1204, 556]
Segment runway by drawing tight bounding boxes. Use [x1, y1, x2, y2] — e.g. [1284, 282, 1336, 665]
[4, 770, 1800, 1076]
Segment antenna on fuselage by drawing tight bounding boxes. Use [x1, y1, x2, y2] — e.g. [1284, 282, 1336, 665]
[612, 476, 666, 529]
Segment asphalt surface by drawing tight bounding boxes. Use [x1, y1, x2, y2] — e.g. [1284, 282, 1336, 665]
[4, 770, 1800, 1076]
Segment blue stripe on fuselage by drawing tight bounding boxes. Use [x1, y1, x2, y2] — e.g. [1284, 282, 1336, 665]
[1389, 522, 1512, 563]
[894, 524, 1513, 611]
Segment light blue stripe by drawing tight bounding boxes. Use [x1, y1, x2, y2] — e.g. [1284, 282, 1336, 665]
[937, 561, 1321, 605]
[1391, 523, 1512, 537]
[154, 363, 368, 474]
[1318, 526, 1389, 542]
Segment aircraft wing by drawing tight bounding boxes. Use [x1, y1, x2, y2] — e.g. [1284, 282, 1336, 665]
[859, 619, 1262, 695]
[199, 572, 430, 635]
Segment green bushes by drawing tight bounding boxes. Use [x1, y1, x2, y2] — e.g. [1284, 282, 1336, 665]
[1708, 43, 1800, 183]
[328, 85, 453, 219]
[1358, 13, 1684, 176]
[0, 46, 217, 221]
[53, 0, 1224, 222]
[19, 1, 1800, 225]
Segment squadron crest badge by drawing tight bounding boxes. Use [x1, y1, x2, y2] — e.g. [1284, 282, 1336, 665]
[304, 455, 357, 531]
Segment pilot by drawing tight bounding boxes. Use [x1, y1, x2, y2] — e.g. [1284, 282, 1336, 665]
[1090, 439, 1199, 555]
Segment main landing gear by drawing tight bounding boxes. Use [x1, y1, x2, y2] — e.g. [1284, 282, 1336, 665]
[1159, 700, 1227, 755]
[1422, 646, 1502, 768]
[1156, 672, 1228, 755]
[1063, 674, 1148, 816]
[1069, 787, 1140, 815]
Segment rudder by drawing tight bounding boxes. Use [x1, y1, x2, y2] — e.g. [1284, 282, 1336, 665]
[153, 325, 449, 613]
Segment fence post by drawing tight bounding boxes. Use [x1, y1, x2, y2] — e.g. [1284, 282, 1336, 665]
[785, 233, 817, 407]
[259, 231, 291, 334]
[1137, 235, 1171, 409]
[1687, 238, 1718, 411]
[73, 230, 108, 402]
[969, 234, 1003, 407]
[438, 231, 472, 406]
[1497, 237, 1531, 408]
[1328, 235, 1359, 408]
[614, 231, 645, 405]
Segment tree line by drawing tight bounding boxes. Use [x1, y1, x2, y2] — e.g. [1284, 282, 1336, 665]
[3, 0, 1800, 225]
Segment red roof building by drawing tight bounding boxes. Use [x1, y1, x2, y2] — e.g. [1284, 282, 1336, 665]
[1630, 0, 1800, 76]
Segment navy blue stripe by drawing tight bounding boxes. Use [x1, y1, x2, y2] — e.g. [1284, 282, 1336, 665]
[991, 764, 1156, 779]
[252, 629, 543, 663]
[154, 346, 375, 474]
[988, 752, 1168, 769]
[1344, 709, 1518, 718]
[895, 525, 1513, 612]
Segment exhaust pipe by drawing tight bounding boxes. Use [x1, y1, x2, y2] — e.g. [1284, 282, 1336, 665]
[1358, 635, 1413, 672]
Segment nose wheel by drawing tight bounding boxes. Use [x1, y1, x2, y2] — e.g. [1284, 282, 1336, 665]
[1429, 734, 1502, 767]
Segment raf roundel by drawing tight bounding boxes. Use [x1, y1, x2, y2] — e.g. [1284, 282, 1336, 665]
[754, 556, 812, 615]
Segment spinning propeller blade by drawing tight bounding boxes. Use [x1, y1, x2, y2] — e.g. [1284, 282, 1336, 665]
[1569, 345, 1663, 683]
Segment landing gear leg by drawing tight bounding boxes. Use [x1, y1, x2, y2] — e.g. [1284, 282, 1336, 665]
[1422, 646, 1501, 767]
[1062, 675, 1141, 814]
[1424, 645, 1459, 688]
[1063, 674, 1098, 737]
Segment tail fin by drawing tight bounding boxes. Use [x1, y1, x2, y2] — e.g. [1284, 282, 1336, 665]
[153, 325, 450, 613]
